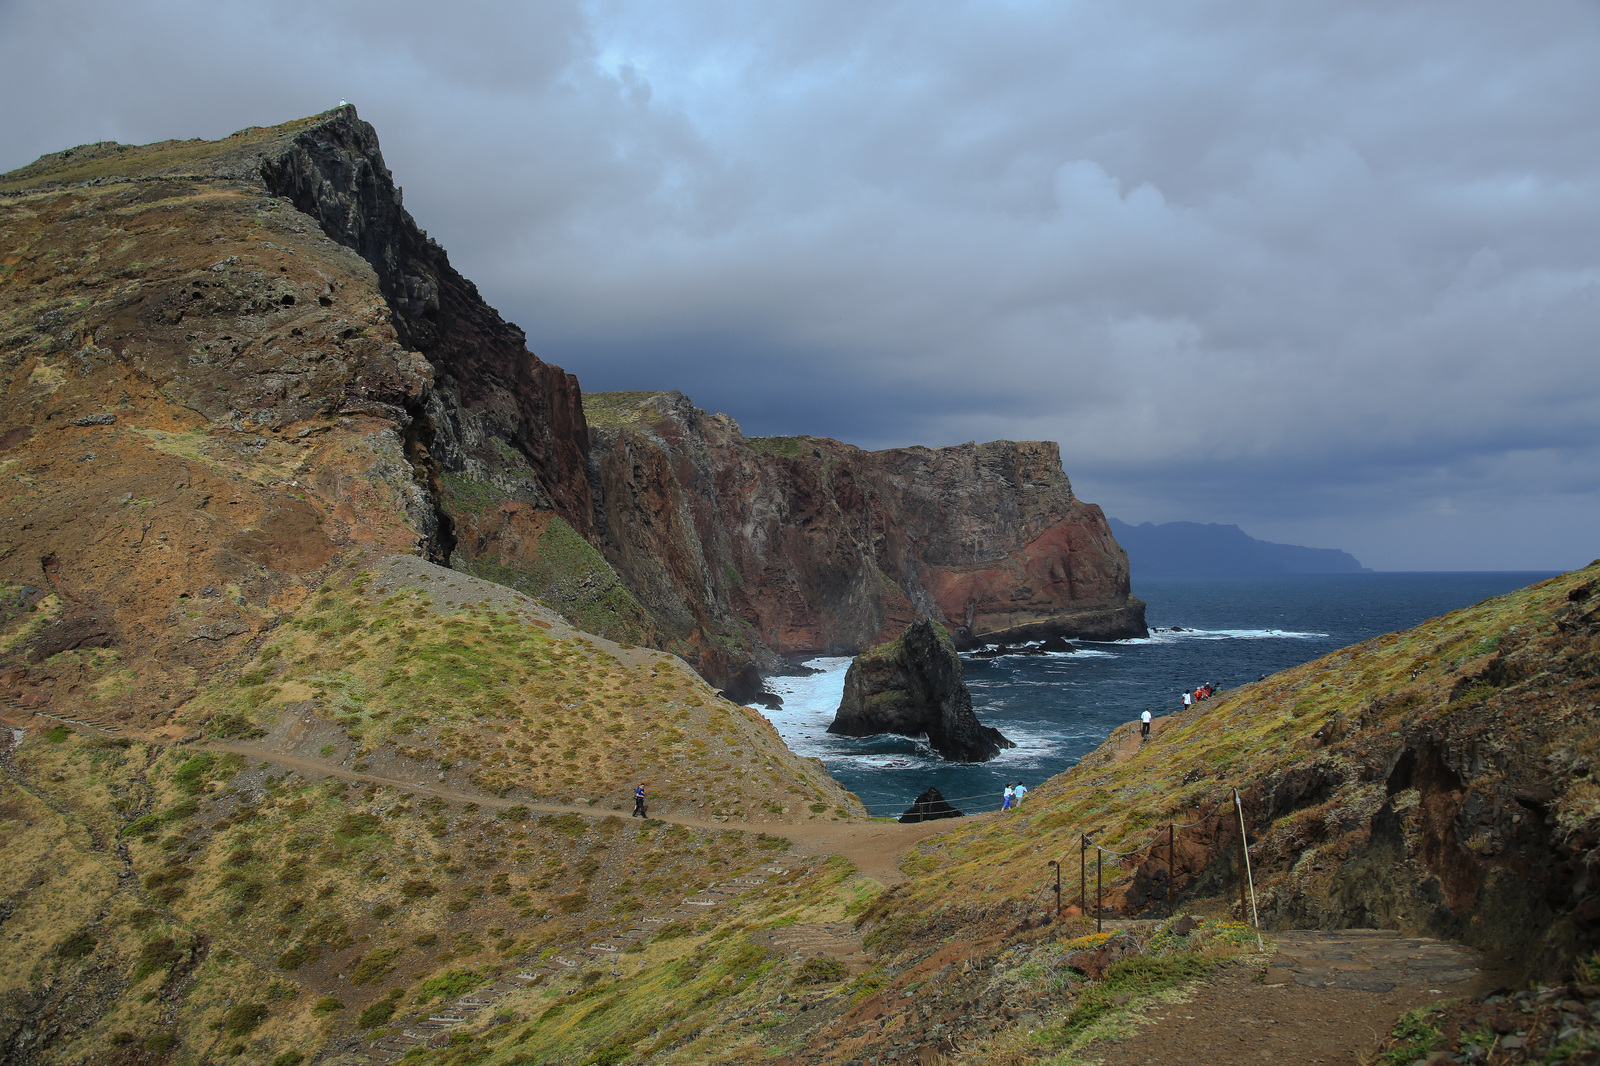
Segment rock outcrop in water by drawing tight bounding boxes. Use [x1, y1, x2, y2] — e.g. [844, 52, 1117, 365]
[899, 787, 965, 823]
[828, 619, 1013, 762]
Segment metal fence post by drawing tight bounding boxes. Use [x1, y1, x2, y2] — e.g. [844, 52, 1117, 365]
[1079, 834, 1087, 910]
[1095, 847, 1103, 934]
[1167, 822, 1175, 919]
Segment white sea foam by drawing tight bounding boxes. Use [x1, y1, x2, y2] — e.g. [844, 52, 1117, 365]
[1108, 626, 1328, 645]
[759, 657, 853, 759]
[756, 656, 1079, 780]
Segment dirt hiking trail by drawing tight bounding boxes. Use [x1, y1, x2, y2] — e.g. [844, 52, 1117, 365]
[1087, 929, 1496, 1066]
[200, 738, 982, 885]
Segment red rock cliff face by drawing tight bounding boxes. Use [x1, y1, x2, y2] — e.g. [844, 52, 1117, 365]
[583, 392, 1145, 670]
[219, 114, 1145, 688]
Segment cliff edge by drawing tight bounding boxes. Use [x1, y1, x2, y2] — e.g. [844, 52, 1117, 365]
[0, 107, 1142, 712]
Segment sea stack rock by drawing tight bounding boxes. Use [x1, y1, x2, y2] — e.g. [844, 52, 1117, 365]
[899, 787, 964, 823]
[827, 620, 1014, 762]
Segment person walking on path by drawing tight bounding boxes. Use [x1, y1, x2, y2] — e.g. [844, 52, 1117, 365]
[1182, 690, 1193, 710]
[1002, 783, 1015, 810]
[1141, 708, 1152, 740]
[632, 783, 647, 818]
[1013, 782, 1027, 807]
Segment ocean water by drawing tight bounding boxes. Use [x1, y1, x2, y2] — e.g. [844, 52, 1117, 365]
[760, 572, 1560, 818]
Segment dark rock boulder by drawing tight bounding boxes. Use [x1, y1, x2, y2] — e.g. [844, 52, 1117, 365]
[828, 619, 1014, 762]
[1064, 933, 1138, 978]
[899, 787, 964, 823]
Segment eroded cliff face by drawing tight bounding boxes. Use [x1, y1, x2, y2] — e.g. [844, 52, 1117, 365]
[0, 119, 445, 724]
[250, 112, 594, 540]
[563, 391, 1144, 689]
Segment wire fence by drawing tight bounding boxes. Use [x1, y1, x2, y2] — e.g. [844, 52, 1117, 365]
[861, 785, 1264, 943]
[1067, 790, 1262, 944]
[857, 789, 1040, 817]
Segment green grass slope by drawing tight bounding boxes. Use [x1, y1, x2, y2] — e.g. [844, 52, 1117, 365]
[0, 553, 872, 1065]
[890, 563, 1600, 979]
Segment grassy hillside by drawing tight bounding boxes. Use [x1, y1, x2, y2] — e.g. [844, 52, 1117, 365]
[581, 392, 673, 429]
[5, 562, 1594, 1066]
[177, 555, 859, 821]
[0, 557, 868, 1065]
[0, 716, 859, 1065]
[890, 563, 1600, 978]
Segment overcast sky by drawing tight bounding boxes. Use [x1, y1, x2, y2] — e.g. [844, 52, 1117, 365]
[4, 0, 1598, 570]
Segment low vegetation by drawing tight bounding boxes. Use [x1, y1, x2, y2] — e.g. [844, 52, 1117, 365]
[176, 557, 856, 819]
[894, 562, 1600, 980]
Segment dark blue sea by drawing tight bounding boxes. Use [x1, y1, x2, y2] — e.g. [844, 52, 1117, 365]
[760, 572, 1559, 818]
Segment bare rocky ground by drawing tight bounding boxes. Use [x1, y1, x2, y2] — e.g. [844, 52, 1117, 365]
[1086, 931, 1494, 1066]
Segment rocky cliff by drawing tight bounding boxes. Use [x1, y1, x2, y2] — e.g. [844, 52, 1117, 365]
[242, 110, 1146, 696]
[828, 619, 1013, 761]
[0, 106, 1141, 718]
[543, 390, 1141, 693]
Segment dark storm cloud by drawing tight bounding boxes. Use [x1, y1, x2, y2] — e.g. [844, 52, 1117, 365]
[4, 0, 1598, 569]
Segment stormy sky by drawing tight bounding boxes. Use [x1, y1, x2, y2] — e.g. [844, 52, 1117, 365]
[3, 1, 1597, 570]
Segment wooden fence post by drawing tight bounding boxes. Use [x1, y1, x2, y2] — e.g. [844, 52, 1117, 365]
[1167, 822, 1175, 919]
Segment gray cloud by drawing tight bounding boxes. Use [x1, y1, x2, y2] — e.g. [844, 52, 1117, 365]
[4, 0, 1598, 569]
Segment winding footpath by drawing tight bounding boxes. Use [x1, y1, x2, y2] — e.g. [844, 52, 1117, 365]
[6, 712, 1500, 1066]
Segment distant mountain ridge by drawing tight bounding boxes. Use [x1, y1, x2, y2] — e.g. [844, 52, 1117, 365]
[1109, 518, 1368, 576]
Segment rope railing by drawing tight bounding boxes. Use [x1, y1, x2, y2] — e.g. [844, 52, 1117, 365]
[858, 789, 1026, 814]
[1086, 838, 1151, 858]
